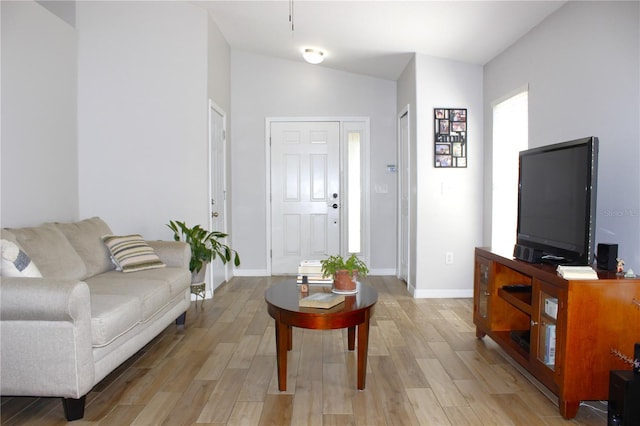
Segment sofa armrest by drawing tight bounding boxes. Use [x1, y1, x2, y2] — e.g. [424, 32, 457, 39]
[0, 278, 95, 398]
[146, 240, 190, 269]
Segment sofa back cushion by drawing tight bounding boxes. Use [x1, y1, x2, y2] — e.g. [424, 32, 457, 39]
[56, 217, 114, 279]
[5, 223, 87, 280]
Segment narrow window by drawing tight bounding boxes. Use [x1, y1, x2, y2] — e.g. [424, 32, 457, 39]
[492, 90, 528, 254]
[347, 131, 361, 253]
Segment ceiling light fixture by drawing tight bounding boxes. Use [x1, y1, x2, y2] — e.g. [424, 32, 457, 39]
[303, 48, 324, 64]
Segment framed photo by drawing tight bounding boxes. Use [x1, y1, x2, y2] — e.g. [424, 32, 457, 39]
[435, 155, 452, 167]
[452, 142, 462, 157]
[436, 143, 450, 155]
[439, 119, 450, 135]
[434, 108, 467, 168]
[450, 109, 466, 121]
[452, 122, 466, 132]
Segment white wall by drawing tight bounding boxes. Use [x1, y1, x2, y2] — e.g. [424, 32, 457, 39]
[206, 12, 233, 241]
[1, 1, 78, 227]
[230, 52, 397, 274]
[76, 1, 210, 239]
[484, 1, 640, 269]
[207, 16, 230, 116]
[412, 55, 484, 297]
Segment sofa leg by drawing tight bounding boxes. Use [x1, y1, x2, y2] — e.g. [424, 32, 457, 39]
[62, 395, 86, 421]
[175, 311, 187, 325]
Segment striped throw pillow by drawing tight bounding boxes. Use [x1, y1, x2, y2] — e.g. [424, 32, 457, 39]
[102, 234, 165, 273]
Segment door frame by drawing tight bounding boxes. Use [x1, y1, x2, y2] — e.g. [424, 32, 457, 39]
[397, 106, 411, 287]
[208, 99, 229, 292]
[265, 117, 370, 276]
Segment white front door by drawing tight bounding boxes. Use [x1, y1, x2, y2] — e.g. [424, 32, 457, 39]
[209, 101, 226, 290]
[270, 121, 341, 274]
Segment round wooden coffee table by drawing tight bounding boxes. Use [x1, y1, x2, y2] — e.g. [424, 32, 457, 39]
[264, 280, 378, 391]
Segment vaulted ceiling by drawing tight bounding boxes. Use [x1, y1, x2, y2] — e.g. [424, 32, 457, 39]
[197, 0, 567, 80]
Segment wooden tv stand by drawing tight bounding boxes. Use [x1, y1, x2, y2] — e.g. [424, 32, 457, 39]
[473, 247, 640, 419]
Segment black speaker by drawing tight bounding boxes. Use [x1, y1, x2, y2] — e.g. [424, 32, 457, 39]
[513, 244, 543, 263]
[608, 370, 640, 425]
[597, 243, 618, 271]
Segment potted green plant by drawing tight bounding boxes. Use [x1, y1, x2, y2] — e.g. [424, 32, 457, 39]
[167, 220, 240, 283]
[320, 253, 368, 292]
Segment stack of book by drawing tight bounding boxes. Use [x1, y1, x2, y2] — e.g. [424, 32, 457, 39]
[556, 265, 599, 280]
[544, 323, 556, 365]
[297, 260, 332, 284]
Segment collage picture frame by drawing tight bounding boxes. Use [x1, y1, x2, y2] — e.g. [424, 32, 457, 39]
[434, 108, 467, 168]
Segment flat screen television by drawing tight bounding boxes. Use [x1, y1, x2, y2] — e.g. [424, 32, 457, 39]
[514, 136, 599, 266]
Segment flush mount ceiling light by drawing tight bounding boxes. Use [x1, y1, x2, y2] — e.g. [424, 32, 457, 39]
[303, 48, 324, 64]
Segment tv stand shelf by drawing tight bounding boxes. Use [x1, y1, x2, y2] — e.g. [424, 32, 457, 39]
[473, 247, 640, 419]
[498, 287, 532, 314]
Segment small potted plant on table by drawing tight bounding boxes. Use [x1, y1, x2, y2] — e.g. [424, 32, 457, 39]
[320, 253, 368, 293]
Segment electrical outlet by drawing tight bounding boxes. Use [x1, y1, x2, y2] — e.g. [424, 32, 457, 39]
[445, 252, 454, 264]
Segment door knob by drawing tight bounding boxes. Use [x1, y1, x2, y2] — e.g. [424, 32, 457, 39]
[212, 212, 219, 217]
[332, 203, 339, 209]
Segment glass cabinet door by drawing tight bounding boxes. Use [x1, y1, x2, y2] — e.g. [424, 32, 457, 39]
[475, 258, 491, 321]
[537, 290, 558, 370]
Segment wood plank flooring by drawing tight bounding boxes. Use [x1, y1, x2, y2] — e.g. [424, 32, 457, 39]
[1, 276, 608, 425]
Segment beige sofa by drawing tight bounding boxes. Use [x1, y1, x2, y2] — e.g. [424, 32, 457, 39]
[0, 217, 191, 420]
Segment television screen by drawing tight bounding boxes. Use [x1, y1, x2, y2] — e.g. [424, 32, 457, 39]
[515, 137, 598, 265]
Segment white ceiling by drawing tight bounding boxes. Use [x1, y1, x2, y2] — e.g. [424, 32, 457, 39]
[196, 0, 567, 80]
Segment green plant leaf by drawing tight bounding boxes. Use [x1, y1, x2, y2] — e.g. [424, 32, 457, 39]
[167, 220, 241, 273]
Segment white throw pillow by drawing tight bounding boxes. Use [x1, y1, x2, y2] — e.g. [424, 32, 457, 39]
[1, 239, 42, 277]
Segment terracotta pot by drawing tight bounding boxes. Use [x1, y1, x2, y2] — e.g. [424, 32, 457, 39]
[333, 269, 357, 291]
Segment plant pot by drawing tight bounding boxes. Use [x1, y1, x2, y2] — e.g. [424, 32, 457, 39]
[333, 269, 357, 292]
[191, 264, 208, 284]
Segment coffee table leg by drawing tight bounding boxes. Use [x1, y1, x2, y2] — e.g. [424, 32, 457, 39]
[348, 326, 356, 351]
[275, 319, 289, 391]
[356, 310, 371, 390]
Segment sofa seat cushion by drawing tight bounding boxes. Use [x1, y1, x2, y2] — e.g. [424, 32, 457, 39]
[3, 224, 87, 280]
[85, 273, 171, 322]
[90, 293, 141, 347]
[113, 267, 191, 298]
[56, 217, 114, 279]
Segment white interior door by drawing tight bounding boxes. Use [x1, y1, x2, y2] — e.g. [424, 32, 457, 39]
[270, 121, 340, 274]
[399, 111, 409, 283]
[209, 102, 226, 290]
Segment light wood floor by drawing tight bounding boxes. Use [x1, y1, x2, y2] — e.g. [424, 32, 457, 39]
[2, 276, 608, 425]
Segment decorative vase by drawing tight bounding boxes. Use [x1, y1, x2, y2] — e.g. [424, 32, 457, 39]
[333, 269, 357, 292]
